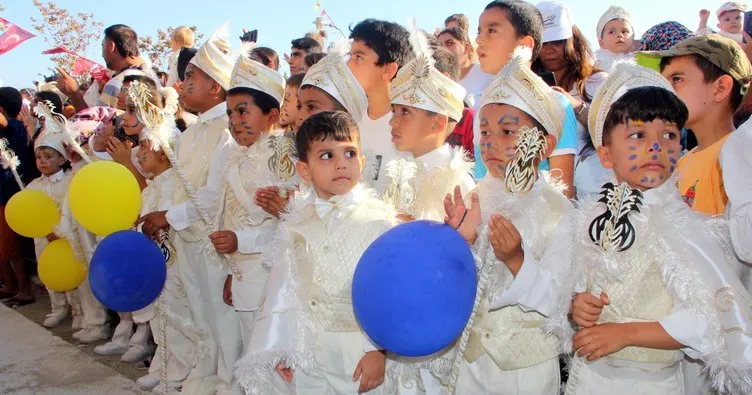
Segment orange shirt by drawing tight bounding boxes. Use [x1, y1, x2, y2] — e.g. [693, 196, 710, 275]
[676, 134, 730, 216]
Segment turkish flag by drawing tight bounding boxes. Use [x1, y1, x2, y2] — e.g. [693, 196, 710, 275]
[72, 57, 96, 76]
[0, 24, 35, 56]
[42, 46, 72, 55]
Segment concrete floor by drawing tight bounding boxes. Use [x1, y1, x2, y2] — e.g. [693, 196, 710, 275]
[0, 295, 146, 394]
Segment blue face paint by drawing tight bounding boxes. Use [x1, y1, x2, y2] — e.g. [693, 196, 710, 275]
[651, 143, 660, 151]
[629, 165, 638, 172]
[628, 146, 637, 151]
[628, 154, 638, 161]
[651, 155, 658, 160]
[667, 149, 675, 154]
[669, 157, 677, 165]
[650, 178, 656, 183]
[641, 176, 649, 183]
[670, 166, 675, 173]
[659, 174, 665, 180]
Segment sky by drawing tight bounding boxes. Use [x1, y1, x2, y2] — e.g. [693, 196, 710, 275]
[0, 0, 728, 88]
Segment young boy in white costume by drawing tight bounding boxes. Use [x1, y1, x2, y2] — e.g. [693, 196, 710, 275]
[594, 6, 636, 72]
[236, 111, 396, 395]
[547, 63, 752, 394]
[383, 24, 474, 222]
[442, 46, 571, 395]
[139, 24, 240, 395]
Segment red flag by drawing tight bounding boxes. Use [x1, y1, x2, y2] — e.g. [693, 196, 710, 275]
[0, 24, 36, 56]
[0, 17, 9, 27]
[72, 57, 96, 76]
[42, 46, 72, 55]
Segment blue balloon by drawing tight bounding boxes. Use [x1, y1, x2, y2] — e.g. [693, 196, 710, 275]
[352, 220, 477, 357]
[90, 230, 167, 312]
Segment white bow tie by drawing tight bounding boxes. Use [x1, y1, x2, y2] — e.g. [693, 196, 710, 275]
[315, 195, 356, 220]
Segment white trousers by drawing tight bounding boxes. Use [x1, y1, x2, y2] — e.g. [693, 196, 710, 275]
[456, 355, 560, 395]
[49, 289, 80, 318]
[565, 358, 684, 395]
[681, 358, 716, 395]
[77, 227, 108, 329]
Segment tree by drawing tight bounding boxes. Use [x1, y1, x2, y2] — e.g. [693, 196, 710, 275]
[139, 26, 203, 71]
[29, 0, 104, 74]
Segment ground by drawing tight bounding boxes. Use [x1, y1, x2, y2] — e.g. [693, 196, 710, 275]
[0, 293, 146, 394]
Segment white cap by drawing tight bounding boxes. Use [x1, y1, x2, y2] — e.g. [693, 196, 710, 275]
[189, 22, 234, 91]
[230, 43, 286, 105]
[718, 2, 747, 18]
[538, 1, 575, 43]
[596, 6, 634, 39]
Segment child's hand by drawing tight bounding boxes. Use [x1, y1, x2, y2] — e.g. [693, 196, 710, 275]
[136, 211, 169, 238]
[396, 213, 415, 223]
[573, 323, 628, 361]
[488, 214, 524, 275]
[46, 233, 59, 242]
[276, 362, 294, 383]
[209, 230, 238, 254]
[255, 186, 292, 218]
[444, 186, 480, 244]
[571, 292, 610, 328]
[106, 136, 134, 165]
[353, 350, 386, 394]
[699, 9, 710, 21]
[222, 275, 233, 306]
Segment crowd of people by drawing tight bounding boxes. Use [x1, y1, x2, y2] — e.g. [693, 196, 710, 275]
[1, 0, 752, 394]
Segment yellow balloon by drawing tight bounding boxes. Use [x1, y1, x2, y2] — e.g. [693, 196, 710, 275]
[5, 189, 60, 238]
[38, 239, 86, 292]
[68, 161, 142, 236]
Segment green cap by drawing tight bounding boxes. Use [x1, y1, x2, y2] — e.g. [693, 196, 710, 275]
[637, 34, 752, 91]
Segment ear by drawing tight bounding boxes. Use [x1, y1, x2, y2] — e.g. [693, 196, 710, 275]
[358, 150, 367, 171]
[519, 35, 535, 52]
[713, 74, 735, 104]
[267, 108, 281, 127]
[596, 145, 614, 170]
[296, 160, 312, 183]
[209, 80, 223, 97]
[598, 38, 605, 48]
[383, 62, 399, 81]
[57, 155, 66, 166]
[106, 40, 116, 54]
[543, 134, 557, 158]
[432, 114, 449, 136]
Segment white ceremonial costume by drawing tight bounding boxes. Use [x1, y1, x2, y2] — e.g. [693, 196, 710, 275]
[236, 185, 398, 395]
[163, 23, 241, 395]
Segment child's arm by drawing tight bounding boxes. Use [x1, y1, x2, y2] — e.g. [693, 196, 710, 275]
[209, 231, 238, 253]
[444, 186, 480, 244]
[353, 350, 386, 393]
[255, 186, 293, 219]
[106, 137, 147, 191]
[573, 322, 685, 362]
[698, 9, 710, 32]
[571, 292, 610, 328]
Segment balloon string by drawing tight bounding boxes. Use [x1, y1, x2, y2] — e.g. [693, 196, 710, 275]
[445, 229, 493, 395]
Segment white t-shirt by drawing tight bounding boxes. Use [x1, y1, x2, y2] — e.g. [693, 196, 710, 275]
[358, 112, 400, 195]
[460, 63, 496, 109]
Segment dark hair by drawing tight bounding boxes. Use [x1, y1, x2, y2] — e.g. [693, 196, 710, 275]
[177, 47, 198, 81]
[34, 91, 63, 115]
[250, 47, 280, 71]
[602, 86, 688, 145]
[304, 52, 327, 68]
[0, 87, 23, 118]
[533, 25, 599, 101]
[291, 37, 322, 53]
[103, 24, 139, 58]
[660, 54, 744, 111]
[123, 74, 157, 87]
[485, 1, 544, 60]
[295, 111, 359, 162]
[286, 73, 306, 89]
[444, 14, 470, 32]
[299, 85, 347, 112]
[349, 19, 414, 70]
[432, 47, 461, 81]
[227, 87, 280, 113]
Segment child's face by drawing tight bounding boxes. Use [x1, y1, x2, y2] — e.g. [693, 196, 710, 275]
[295, 136, 365, 200]
[117, 82, 131, 111]
[599, 19, 634, 54]
[477, 7, 530, 74]
[35, 147, 65, 176]
[226, 93, 277, 147]
[122, 98, 145, 137]
[288, 47, 308, 74]
[389, 104, 441, 155]
[597, 118, 682, 191]
[296, 87, 340, 129]
[348, 40, 388, 94]
[479, 104, 554, 179]
[719, 10, 743, 34]
[137, 140, 169, 175]
[279, 86, 299, 128]
[181, 64, 219, 112]
[661, 56, 715, 128]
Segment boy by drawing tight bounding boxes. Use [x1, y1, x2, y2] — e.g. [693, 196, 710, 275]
[237, 111, 396, 395]
[640, 34, 752, 215]
[382, 26, 474, 222]
[594, 6, 635, 72]
[348, 19, 413, 194]
[442, 46, 570, 395]
[474, 1, 578, 199]
[698, 2, 747, 43]
[286, 36, 322, 74]
[548, 63, 752, 394]
[279, 73, 304, 132]
[139, 25, 241, 395]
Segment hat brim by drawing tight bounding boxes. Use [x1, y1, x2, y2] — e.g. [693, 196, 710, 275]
[635, 47, 696, 73]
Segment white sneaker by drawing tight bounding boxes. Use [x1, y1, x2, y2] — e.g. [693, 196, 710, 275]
[72, 328, 86, 340]
[121, 344, 154, 363]
[76, 326, 110, 344]
[93, 341, 128, 356]
[136, 374, 160, 390]
[71, 315, 84, 331]
[43, 310, 69, 328]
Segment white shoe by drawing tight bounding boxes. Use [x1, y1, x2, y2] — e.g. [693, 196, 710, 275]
[43, 310, 69, 328]
[93, 341, 128, 356]
[137, 374, 160, 390]
[121, 344, 154, 363]
[71, 315, 84, 331]
[72, 328, 86, 340]
[76, 326, 110, 344]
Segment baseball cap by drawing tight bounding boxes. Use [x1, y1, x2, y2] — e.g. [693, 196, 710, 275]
[717, 2, 747, 18]
[637, 34, 752, 91]
[537, 2, 575, 43]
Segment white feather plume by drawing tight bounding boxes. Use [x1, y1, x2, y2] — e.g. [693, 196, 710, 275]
[33, 101, 91, 163]
[0, 138, 24, 189]
[406, 18, 434, 76]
